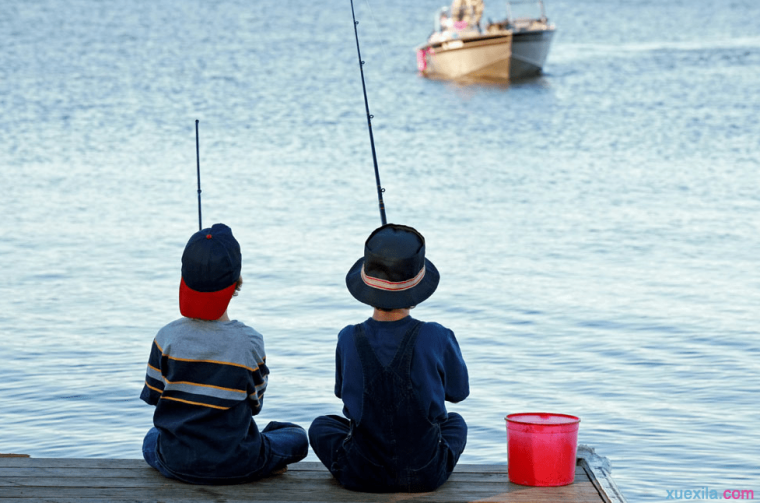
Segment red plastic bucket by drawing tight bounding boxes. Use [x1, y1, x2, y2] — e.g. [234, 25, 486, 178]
[505, 412, 580, 486]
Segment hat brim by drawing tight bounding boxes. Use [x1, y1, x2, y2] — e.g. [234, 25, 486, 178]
[345, 257, 440, 310]
[179, 278, 237, 321]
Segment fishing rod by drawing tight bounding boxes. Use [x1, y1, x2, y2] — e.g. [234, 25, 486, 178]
[349, 0, 387, 226]
[195, 119, 203, 231]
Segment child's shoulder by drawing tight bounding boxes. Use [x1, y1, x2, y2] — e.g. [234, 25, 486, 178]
[235, 321, 265, 344]
[218, 320, 264, 346]
[233, 322, 266, 360]
[337, 323, 357, 341]
[155, 317, 192, 338]
[416, 320, 456, 346]
[418, 320, 450, 332]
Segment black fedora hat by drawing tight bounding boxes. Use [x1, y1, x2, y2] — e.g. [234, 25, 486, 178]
[346, 224, 440, 310]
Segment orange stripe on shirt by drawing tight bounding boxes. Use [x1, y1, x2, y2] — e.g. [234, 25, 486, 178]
[160, 395, 230, 410]
[163, 378, 246, 394]
[144, 381, 163, 394]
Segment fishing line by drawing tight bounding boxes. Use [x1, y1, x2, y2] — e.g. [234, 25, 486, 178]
[195, 119, 203, 231]
[361, 0, 393, 72]
[350, 0, 387, 226]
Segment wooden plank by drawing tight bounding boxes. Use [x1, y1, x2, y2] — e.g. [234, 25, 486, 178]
[0, 466, 589, 484]
[0, 479, 596, 498]
[0, 457, 145, 469]
[0, 459, 505, 471]
[0, 458, 607, 503]
[0, 459, 584, 475]
[0, 486, 604, 502]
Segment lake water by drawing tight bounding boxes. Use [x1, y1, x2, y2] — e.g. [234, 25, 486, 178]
[1, 0, 759, 501]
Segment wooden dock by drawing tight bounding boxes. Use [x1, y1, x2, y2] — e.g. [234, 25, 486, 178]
[0, 447, 627, 502]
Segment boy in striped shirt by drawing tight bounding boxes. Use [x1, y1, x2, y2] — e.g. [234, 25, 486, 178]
[140, 223, 307, 484]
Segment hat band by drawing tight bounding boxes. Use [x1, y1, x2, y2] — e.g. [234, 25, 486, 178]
[361, 265, 426, 292]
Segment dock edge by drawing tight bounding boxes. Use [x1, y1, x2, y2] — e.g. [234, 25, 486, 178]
[577, 444, 629, 503]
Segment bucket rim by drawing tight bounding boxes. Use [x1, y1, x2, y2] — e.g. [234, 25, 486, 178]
[504, 412, 580, 425]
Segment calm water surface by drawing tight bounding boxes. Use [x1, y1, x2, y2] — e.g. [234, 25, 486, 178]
[1, 1, 759, 501]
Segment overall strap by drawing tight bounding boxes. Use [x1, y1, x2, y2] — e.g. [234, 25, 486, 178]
[388, 320, 424, 378]
[352, 323, 383, 376]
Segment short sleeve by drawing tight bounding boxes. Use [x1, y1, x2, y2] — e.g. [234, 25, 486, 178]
[140, 338, 164, 405]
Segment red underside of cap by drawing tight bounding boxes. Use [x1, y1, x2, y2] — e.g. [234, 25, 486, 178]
[179, 278, 237, 321]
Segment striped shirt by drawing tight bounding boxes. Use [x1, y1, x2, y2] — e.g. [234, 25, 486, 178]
[140, 318, 269, 480]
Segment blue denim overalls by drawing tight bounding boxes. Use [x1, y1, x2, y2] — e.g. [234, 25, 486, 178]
[332, 320, 454, 492]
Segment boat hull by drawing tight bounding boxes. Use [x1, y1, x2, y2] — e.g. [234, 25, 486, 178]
[418, 33, 512, 82]
[509, 28, 555, 79]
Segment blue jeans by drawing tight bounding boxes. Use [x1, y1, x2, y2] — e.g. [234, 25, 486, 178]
[143, 421, 308, 485]
[309, 413, 468, 492]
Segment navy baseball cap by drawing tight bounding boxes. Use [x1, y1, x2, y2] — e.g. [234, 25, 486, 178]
[179, 223, 241, 320]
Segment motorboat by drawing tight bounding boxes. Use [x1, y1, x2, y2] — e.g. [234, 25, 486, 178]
[486, 0, 555, 79]
[416, 7, 513, 82]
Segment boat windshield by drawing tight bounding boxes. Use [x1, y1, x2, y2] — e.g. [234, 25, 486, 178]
[505, 0, 548, 27]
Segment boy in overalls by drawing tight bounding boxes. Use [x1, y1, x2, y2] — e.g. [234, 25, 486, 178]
[309, 224, 469, 492]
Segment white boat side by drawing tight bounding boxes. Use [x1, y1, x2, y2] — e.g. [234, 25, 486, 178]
[417, 32, 513, 81]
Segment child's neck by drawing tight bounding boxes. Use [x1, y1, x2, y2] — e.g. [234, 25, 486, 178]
[372, 308, 410, 322]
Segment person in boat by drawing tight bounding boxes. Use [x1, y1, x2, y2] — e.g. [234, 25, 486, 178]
[309, 224, 470, 492]
[451, 0, 484, 28]
[139, 223, 308, 484]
